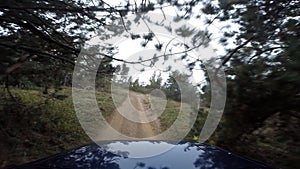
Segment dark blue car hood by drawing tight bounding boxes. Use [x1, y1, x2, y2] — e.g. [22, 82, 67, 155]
[14, 140, 275, 169]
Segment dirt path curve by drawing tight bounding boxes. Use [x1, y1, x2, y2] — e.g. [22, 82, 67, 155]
[96, 91, 161, 140]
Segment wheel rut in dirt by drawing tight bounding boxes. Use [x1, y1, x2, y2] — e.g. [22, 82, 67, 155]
[97, 91, 161, 140]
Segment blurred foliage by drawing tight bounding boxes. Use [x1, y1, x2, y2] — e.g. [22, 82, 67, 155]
[198, 0, 300, 168]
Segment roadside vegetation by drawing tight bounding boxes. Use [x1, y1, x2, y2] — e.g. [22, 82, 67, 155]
[0, 87, 120, 167]
[0, 83, 299, 169]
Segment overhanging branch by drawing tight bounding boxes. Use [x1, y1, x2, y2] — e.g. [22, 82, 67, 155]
[221, 35, 255, 66]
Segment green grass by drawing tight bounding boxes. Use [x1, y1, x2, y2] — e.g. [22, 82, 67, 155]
[158, 99, 207, 141]
[158, 100, 180, 130]
[0, 87, 117, 168]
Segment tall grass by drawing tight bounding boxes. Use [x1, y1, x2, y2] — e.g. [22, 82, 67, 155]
[0, 87, 116, 167]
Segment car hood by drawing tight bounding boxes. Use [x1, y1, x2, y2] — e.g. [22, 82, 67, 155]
[15, 140, 275, 169]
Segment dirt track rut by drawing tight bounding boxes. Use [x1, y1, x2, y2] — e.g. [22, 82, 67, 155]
[96, 91, 161, 140]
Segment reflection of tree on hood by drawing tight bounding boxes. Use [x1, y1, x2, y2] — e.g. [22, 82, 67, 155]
[184, 143, 270, 169]
[36, 143, 122, 169]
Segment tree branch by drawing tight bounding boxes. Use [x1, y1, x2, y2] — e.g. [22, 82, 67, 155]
[0, 16, 79, 53]
[247, 46, 287, 63]
[221, 35, 255, 66]
[0, 42, 75, 65]
[0, 5, 117, 12]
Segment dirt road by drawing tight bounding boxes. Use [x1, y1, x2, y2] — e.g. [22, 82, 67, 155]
[96, 91, 161, 140]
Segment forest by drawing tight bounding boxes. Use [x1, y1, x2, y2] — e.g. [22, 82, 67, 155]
[0, 0, 299, 169]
